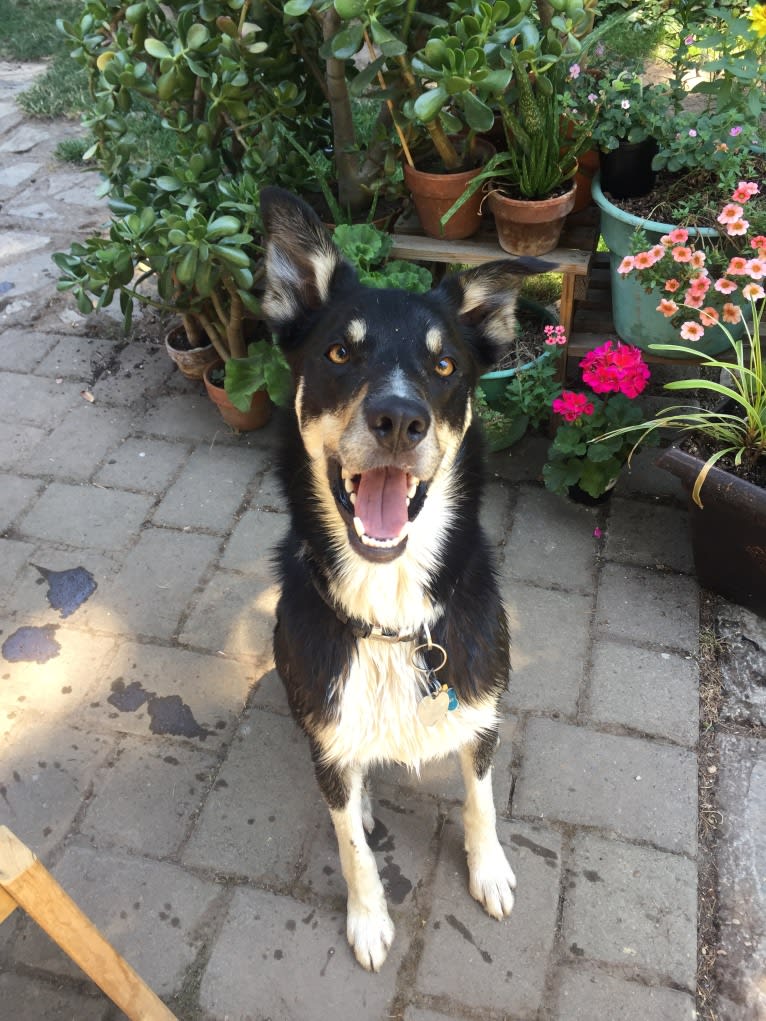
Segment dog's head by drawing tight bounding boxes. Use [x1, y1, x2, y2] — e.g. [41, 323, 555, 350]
[261, 187, 538, 566]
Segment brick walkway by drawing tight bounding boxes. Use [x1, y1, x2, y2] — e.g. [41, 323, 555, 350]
[0, 62, 701, 1020]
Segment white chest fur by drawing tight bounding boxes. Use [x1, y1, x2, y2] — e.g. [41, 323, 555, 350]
[313, 640, 499, 772]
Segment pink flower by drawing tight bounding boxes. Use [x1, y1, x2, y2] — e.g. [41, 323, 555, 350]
[649, 245, 666, 261]
[660, 234, 674, 246]
[690, 251, 706, 269]
[722, 303, 742, 324]
[668, 228, 689, 244]
[544, 324, 568, 345]
[742, 282, 766, 300]
[714, 278, 737, 294]
[731, 181, 759, 202]
[730, 125, 743, 137]
[745, 258, 765, 279]
[717, 203, 744, 224]
[634, 251, 657, 269]
[680, 321, 705, 341]
[688, 273, 710, 294]
[684, 34, 695, 44]
[617, 255, 635, 274]
[553, 391, 594, 422]
[750, 235, 766, 252]
[727, 257, 749, 275]
[672, 246, 693, 263]
[699, 307, 720, 326]
[569, 63, 581, 79]
[688, 129, 697, 138]
[684, 289, 705, 308]
[580, 341, 649, 398]
[726, 219, 749, 236]
[664, 278, 681, 292]
[657, 298, 678, 317]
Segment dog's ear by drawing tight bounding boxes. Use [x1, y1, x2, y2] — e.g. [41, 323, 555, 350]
[432, 259, 551, 369]
[260, 187, 354, 335]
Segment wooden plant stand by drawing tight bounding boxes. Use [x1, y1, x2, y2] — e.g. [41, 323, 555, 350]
[0, 827, 177, 1021]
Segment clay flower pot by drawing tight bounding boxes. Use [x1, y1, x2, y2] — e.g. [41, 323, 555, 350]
[487, 184, 576, 256]
[164, 322, 218, 379]
[403, 140, 494, 240]
[203, 363, 272, 432]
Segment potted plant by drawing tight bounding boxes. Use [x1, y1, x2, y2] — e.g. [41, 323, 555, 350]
[590, 3, 766, 355]
[542, 340, 654, 502]
[595, 191, 765, 611]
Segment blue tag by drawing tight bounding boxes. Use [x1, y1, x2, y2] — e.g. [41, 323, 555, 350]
[447, 687, 458, 711]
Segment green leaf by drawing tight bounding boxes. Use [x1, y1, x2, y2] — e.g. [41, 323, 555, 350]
[330, 24, 364, 60]
[207, 215, 241, 238]
[284, 0, 313, 15]
[144, 38, 172, 59]
[176, 248, 198, 285]
[459, 91, 494, 132]
[186, 23, 210, 49]
[413, 85, 449, 123]
[156, 176, 183, 192]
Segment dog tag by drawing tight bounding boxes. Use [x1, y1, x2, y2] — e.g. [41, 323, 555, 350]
[417, 688, 450, 727]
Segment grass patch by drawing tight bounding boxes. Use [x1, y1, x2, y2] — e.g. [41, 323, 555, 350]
[17, 52, 89, 119]
[521, 271, 563, 308]
[55, 135, 92, 163]
[0, 0, 81, 60]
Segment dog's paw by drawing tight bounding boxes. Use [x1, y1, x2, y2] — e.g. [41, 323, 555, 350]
[467, 841, 517, 920]
[346, 903, 395, 971]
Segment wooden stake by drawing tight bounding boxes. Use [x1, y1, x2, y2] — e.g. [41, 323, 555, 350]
[363, 30, 415, 168]
[0, 827, 177, 1021]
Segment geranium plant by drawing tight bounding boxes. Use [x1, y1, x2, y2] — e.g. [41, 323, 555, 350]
[543, 341, 653, 499]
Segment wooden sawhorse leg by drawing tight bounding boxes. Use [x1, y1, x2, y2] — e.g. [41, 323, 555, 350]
[0, 826, 177, 1021]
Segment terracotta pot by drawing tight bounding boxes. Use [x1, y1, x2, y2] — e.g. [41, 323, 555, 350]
[403, 140, 494, 240]
[573, 148, 600, 212]
[203, 363, 272, 431]
[487, 184, 577, 256]
[164, 323, 219, 379]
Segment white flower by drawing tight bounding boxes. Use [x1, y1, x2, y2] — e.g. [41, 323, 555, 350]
[621, 99, 631, 110]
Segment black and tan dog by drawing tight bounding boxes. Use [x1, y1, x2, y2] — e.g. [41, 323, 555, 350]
[262, 187, 538, 971]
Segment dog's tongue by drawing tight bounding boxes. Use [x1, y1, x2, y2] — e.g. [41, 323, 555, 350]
[355, 467, 409, 539]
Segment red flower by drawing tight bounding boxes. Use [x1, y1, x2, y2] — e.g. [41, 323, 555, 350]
[553, 391, 594, 422]
[580, 341, 650, 398]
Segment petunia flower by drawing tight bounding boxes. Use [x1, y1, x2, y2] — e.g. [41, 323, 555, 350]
[742, 282, 766, 301]
[714, 278, 737, 294]
[664, 279, 680, 292]
[717, 203, 744, 224]
[722, 303, 742, 324]
[727, 257, 749, 275]
[657, 298, 678, 317]
[699, 307, 720, 326]
[672, 246, 692, 263]
[745, 258, 765, 279]
[726, 219, 749, 236]
[617, 255, 635, 274]
[668, 228, 689, 244]
[679, 321, 705, 341]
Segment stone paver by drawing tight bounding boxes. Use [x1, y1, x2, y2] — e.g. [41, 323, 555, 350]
[514, 717, 697, 854]
[3, 55, 756, 1020]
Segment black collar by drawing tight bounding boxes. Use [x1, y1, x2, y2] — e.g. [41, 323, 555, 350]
[307, 559, 422, 643]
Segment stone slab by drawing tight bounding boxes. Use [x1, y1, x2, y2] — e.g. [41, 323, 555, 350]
[0, 974, 109, 1021]
[298, 789, 440, 910]
[179, 567, 278, 667]
[17, 481, 153, 551]
[199, 885, 405, 1019]
[416, 817, 562, 1016]
[587, 640, 699, 746]
[562, 832, 697, 989]
[716, 604, 766, 728]
[606, 497, 693, 573]
[12, 844, 220, 997]
[479, 477, 511, 550]
[0, 419, 49, 471]
[34, 333, 126, 383]
[554, 965, 696, 1020]
[82, 640, 256, 746]
[20, 405, 134, 482]
[504, 486, 601, 591]
[0, 327, 58, 372]
[514, 717, 697, 854]
[0, 159, 40, 195]
[183, 709, 327, 886]
[0, 372, 84, 429]
[501, 581, 591, 715]
[99, 527, 220, 639]
[0, 474, 42, 531]
[81, 735, 220, 858]
[220, 506, 288, 573]
[153, 445, 259, 532]
[94, 436, 192, 493]
[714, 732, 766, 1019]
[595, 563, 699, 652]
[0, 726, 115, 858]
[140, 392, 236, 442]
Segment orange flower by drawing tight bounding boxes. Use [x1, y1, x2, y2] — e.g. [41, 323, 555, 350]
[722, 303, 742, 324]
[727, 257, 748, 275]
[699, 307, 719, 326]
[714, 278, 737, 294]
[634, 251, 657, 269]
[680, 321, 705, 341]
[664, 278, 680, 293]
[656, 298, 678, 317]
[690, 251, 706, 269]
[672, 246, 692, 263]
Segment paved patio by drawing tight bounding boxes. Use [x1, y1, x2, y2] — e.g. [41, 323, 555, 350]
[0, 61, 710, 1020]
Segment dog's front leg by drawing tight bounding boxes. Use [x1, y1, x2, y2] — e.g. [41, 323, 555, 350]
[459, 733, 516, 919]
[314, 753, 394, 970]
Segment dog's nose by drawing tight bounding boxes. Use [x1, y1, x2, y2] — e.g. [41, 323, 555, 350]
[366, 396, 431, 452]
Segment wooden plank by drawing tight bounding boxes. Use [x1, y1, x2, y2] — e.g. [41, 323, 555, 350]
[0, 886, 17, 924]
[389, 232, 593, 276]
[0, 828, 177, 1021]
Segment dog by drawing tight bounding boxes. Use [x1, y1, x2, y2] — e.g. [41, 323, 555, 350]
[261, 186, 538, 972]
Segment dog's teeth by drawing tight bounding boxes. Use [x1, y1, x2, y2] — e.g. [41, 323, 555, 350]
[341, 467, 352, 481]
[407, 478, 419, 499]
[350, 492, 356, 505]
[353, 516, 365, 538]
[406, 497, 410, 507]
[344, 476, 355, 494]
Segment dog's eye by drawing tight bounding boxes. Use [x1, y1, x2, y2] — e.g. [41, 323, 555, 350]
[434, 356, 456, 377]
[326, 343, 351, 365]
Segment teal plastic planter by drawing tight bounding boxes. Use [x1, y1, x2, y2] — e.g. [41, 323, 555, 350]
[592, 175, 735, 358]
[479, 297, 559, 403]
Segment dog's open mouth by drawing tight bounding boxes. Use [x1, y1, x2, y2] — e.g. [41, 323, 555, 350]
[332, 461, 427, 558]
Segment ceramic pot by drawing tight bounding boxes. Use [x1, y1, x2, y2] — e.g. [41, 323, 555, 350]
[656, 440, 766, 615]
[599, 137, 658, 199]
[592, 175, 742, 358]
[403, 140, 493, 240]
[478, 298, 559, 403]
[164, 323, 219, 379]
[203, 363, 272, 431]
[487, 184, 576, 256]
